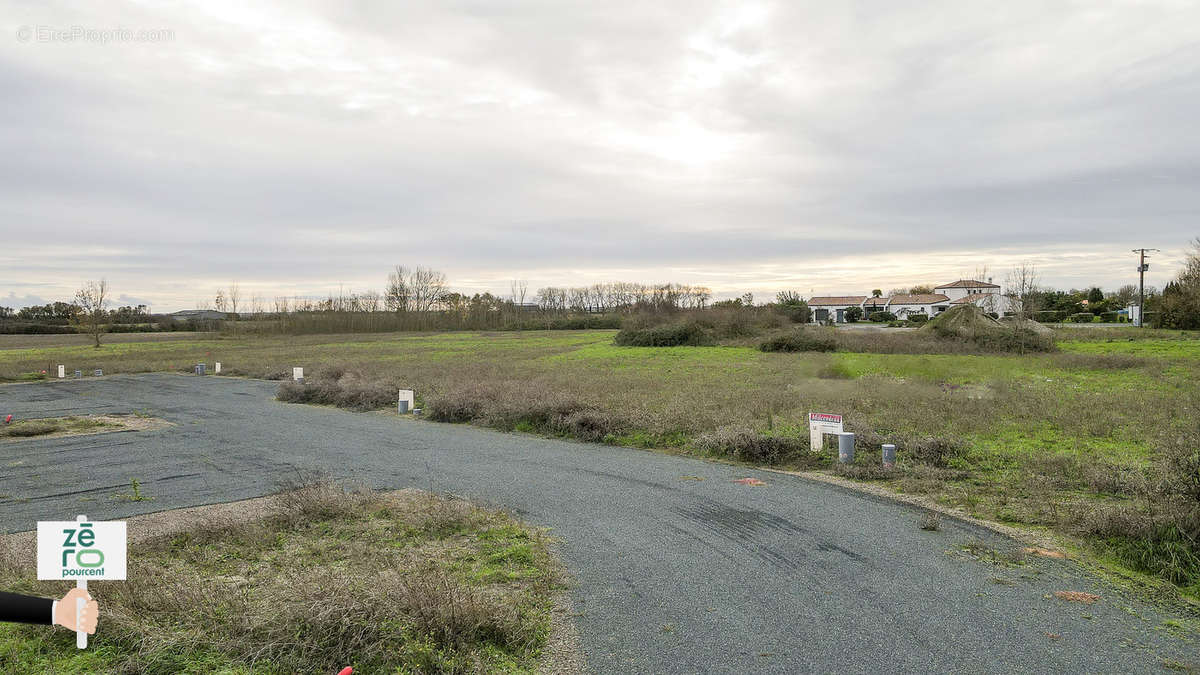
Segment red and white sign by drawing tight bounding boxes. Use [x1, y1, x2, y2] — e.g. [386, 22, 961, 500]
[809, 413, 844, 451]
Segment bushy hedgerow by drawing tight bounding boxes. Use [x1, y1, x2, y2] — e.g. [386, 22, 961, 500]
[613, 322, 714, 347]
[756, 330, 837, 353]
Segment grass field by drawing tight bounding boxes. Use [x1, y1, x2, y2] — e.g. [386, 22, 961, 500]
[2, 327, 1199, 598]
[0, 483, 562, 673]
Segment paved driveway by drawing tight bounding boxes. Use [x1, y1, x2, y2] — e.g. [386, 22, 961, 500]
[0, 375, 1192, 673]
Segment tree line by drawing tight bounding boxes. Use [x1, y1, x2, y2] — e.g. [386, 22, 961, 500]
[6, 243, 1200, 340]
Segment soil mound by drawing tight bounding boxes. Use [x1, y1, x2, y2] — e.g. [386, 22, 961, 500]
[921, 304, 1001, 338]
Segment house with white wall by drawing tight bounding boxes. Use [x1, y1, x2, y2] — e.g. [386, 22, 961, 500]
[808, 296, 867, 324]
[935, 279, 1013, 315]
[884, 293, 951, 318]
[807, 279, 1013, 323]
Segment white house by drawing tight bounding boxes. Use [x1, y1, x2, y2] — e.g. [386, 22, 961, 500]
[808, 296, 867, 324]
[807, 279, 1014, 323]
[935, 279, 1013, 315]
[885, 293, 951, 318]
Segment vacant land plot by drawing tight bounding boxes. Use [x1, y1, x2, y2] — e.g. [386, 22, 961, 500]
[0, 483, 562, 673]
[2, 328, 1198, 598]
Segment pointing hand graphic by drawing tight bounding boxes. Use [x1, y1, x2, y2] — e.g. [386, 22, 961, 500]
[54, 588, 98, 634]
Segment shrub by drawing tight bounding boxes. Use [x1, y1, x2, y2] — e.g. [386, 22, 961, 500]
[906, 314, 928, 325]
[614, 321, 713, 347]
[693, 425, 807, 464]
[1034, 310, 1064, 323]
[897, 435, 967, 468]
[757, 330, 837, 353]
[276, 369, 399, 411]
[869, 311, 896, 322]
[971, 327, 1056, 353]
[1100, 311, 1119, 323]
[844, 306, 862, 323]
[774, 299, 812, 324]
[1070, 312, 1096, 323]
[424, 382, 621, 442]
[511, 315, 621, 330]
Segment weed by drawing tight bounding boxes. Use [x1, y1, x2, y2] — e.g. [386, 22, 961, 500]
[919, 512, 942, 531]
[115, 479, 152, 502]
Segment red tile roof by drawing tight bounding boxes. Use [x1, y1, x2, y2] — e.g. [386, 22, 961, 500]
[888, 294, 950, 305]
[935, 279, 1000, 289]
[950, 292, 999, 305]
[808, 296, 867, 306]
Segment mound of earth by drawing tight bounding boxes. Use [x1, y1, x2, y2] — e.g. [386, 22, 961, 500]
[1000, 316, 1053, 335]
[921, 304, 1001, 338]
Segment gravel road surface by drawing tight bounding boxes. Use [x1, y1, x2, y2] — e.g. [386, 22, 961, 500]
[0, 375, 1193, 673]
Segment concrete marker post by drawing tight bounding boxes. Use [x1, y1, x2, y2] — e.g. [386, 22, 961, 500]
[58, 365, 65, 379]
[398, 389, 414, 414]
[214, 362, 221, 374]
[293, 367, 304, 383]
[838, 432, 855, 463]
[882, 444, 896, 468]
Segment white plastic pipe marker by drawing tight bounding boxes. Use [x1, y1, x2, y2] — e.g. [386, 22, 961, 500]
[75, 514, 87, 649]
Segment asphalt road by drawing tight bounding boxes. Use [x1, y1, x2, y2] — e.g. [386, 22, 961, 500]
[1, 374, 1192, 673]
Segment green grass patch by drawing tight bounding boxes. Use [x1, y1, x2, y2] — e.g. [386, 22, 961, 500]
[0, 416, 123, 439]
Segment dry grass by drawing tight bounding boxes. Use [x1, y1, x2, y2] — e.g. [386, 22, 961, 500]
[3, 328, 1199, 594]
[1, 420, 59, 437]
[0, 415, 150, 440]
[0, 482, 562, 673]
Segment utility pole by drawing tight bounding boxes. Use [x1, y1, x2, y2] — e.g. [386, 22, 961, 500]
[1132, 248, 1159, 327]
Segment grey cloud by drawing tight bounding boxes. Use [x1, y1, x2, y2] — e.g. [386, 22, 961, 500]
[1, 0, 1197, 309]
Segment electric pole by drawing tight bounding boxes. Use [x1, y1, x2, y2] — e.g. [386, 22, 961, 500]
[1132, 248, 1159, 327]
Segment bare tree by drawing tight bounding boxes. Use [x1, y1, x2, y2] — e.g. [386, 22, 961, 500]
[510, 279, 528, 306]
[74, 279, 108, 348]
[410, 267, 446, 311]
[227, 282, 241, 316]
[250, 295, 264, 317]
[386, 265, 446, 312]
[359, 290, 382, 312]
[385, 266, 411, 311]
[214, 290, 227, 313]
[1006, 261, 1040, 320]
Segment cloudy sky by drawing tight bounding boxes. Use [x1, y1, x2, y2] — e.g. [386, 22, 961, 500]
[2, 1, 1198, 311]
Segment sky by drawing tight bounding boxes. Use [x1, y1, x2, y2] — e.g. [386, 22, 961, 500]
[2, 1, 1198, 311]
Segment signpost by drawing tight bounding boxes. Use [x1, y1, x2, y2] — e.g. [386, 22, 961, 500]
[37, 515, 126, 649]
[809, 413, 843, 451]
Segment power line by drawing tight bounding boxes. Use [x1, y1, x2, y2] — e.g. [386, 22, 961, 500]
[1131, 248, 1160, 327]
